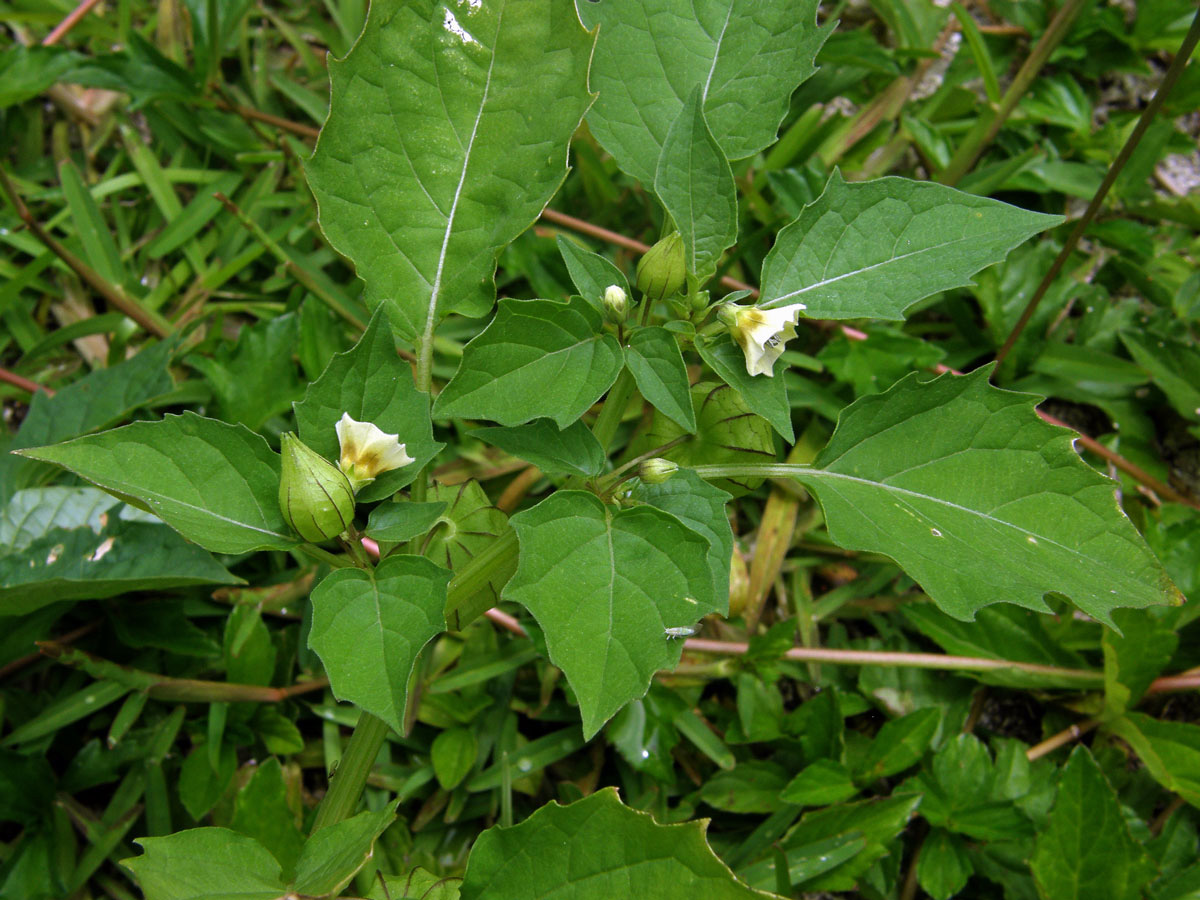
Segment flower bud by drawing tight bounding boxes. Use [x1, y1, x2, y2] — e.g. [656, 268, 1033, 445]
[635, 232, 686, 302]
[279, 433, 356, 543]
[639, 457, 679, 485]
[602, 284, 629, 324]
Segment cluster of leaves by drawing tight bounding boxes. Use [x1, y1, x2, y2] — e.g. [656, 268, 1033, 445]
[2, 1, 1200, 899]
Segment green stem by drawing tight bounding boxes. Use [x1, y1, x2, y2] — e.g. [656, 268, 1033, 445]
[311, 712, 391, 832]
[692, 463, 811, 481]
[938, 0, 1089, 186]
[590, 367, 638, 454]
[444, 527, 519, 630]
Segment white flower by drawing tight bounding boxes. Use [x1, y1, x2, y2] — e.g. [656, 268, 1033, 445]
[335, 413, 414, 492]
[719, 302, 807, 377]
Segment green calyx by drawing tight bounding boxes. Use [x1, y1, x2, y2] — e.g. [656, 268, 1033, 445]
[279, 432, 356, 543]
[635, 232, 686, 302]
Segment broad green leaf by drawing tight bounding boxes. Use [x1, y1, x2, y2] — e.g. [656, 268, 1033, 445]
[433, 297, 623, 428]
[901, 605, 1088, 688]
[1, 338, 176, 504]
[631, 382, 776, 497]
[125, 828, 283, 900]
[187, 313, 304, 431]
[19, 413, 298, 555]
[459, 787, 767, 899]
[625, 327, 697, 432]
[759, 171, 1062, 319]
[579, 0, 831, 184]
[1, 487, 119, 550]
[654, 88, 737, 283]
[1031, 747, 1155, 900]
[697, 333, 793, 441]
[1102, 608, 1178, 717]
[0, 519, 240, 615]
[308, 555, 450, 733]
[294, 309, 441, 503]
[788, 368, 1178, 622]
[917, 830, 973, 900]
[306, 0, 594, 342]
[631, 469, 733, 615]
[1108, 714, 1200, 809]
[293, 805, 396, 896]
[556, 235, 630, 312]
[781, 759, 859, 807]
[366, 500, 448, 543]
[505, 491, 714, 737]
[854, 707, 940, 782]
[473, 419, 605, 477]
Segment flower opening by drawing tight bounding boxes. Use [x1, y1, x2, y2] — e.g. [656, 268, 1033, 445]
[335, 413, 415, 492]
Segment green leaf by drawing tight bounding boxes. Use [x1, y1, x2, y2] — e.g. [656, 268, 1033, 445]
[19, 413, 298, 555]
[124, 828, 284, 900]
[431, 727, 478, 790]
[854, 707, 940, 782]
[0, 519, 240, 616]
[308, 555, 450, 732]
[187, 314, 304, 431]
[1108, 714, 1200, 809]
[1103, 608, 1178, 717]
[917, 830, 973, 900]
[781, 759, 859, 807]
[1120, 332, 1200, 425]
[229, 759, 304, 878]
[579, 0, 831, 184]
[306, 0, 594, 342]
[1, 487, 119, 551]
[910, 734, 1032, 842]
[631, 469, 733, 616]
[697, 333, 793, 441]
[473, 419, 605, 477]
[459, 787, 766, 899]
[293, 805, 396, 897]
[700, 761, 789, 813]
[433, 297, 623, 428]
[654, 88, 737, 283]
[1031, 747, 1155, 900]
[556, 235, 631, 312]
[0, 45, 82, 108]
[790, 369, 1178, 622]
[1, 338, 176, 504]
[505, 491, 715, 737]
[759, 171, 1063, 320]
[625, 327, 696, 432]
[294, 308, 442, 503]
[365, 500, 448, 543]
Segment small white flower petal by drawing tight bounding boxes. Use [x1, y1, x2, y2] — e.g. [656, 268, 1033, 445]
[335, 413, 415, 490]
[728, 302, 806, 377]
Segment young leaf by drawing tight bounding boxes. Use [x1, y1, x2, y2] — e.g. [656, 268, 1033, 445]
[459, 787, 766, 899]
[294, 308, 442, 502]
[473, 419, 605, 477]
[556, 235, 631, 312]
[433, 298, 623, 428]
[696, 333, 793, 441]
[654, 87, 738, 284]
[916, 829, 973, 900]
[781, 759, 859, 807]
[505, 491, 715, 737]
[759, 171, 1063, 320]
[19, 413, 298, 555]
[789, 368, 1178, 622]
[291, 805, 396, 897]
[365, 500, 448, 544]
[1031, 747, 1155, 900]
[308, 555, 451, 733]
[579, 0, 831, 184]
[306, 0, 594, 342]
[853, 707, 941, 782]
[625, 326, 697, 433]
